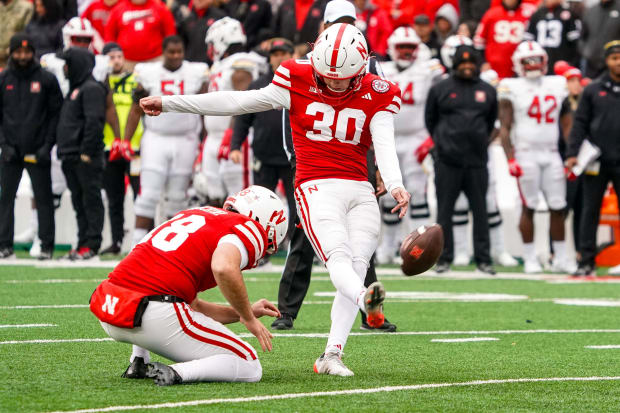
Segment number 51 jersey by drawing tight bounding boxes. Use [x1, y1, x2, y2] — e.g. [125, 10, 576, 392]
[272, 58, 402, 186]
[108, 207, 267, 304]
[497, 75, 567, 151]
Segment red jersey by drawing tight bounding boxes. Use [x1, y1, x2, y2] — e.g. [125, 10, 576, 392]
[108, 207, 267, 304]
[474, 3, 537, 78]
[81, 0, 117, 39]
[104, 0, 176, 62]
[272, 58, 401, 187]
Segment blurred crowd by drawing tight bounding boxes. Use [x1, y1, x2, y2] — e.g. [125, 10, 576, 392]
[0, 0, 619, 275]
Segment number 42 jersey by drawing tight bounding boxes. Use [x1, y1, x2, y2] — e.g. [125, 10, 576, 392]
[498, 75, 568, 151]
[108, 207, 267, 304]
[272, 59, 402, 186]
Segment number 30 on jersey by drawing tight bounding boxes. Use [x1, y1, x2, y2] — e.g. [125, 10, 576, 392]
[305, 102, 366, 145]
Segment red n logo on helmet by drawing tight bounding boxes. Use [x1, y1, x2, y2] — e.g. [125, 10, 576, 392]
[357, 42, 368, 60]
[270, 210, 286, 225]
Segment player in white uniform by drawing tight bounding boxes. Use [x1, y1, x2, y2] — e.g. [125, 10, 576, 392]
[125, 36, 209, 247]
[376, 27, 444, 264]
[199, 17, 267, 205]
[498, 40, 574, 274]
[439, 35, 519, 267]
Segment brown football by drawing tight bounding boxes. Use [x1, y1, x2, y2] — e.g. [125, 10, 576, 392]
[400, 224, 444, 276]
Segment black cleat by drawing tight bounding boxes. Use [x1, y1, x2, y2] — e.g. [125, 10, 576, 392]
[435, 262, 450, 273]
[0, 247, 14, 259]
[121, 357, 147, 379]
[361, 316, 397, 332]
[146, 362, 182, 386]
[573, 265, 594, 277]
[476, 263, 496, 276]
[99, 242, 122, 255]
[38, 249, 53, 261]
[271, 314, 294, 330]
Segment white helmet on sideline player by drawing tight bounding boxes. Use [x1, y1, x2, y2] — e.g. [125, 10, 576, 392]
[387, 26, 422, 69]
[310, 23, 368, 99]
[62, 17, 95, 50]
[205, 17, 247, 63]
[440, 34, 473, 70]
[223, 186, 288, 254]
[512, 40, 548, 79]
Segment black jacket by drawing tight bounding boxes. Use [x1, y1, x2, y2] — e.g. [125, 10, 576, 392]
[226, 0, 272, 49]
[56, 48, 106, 159]
[425, 75, 497, 168]
[0, 59, 63, 158]
[272, 0, 327, 46]
[25, 18, 65, 59]
[567, 73, 620, 163]
[176, 7, 227, 63]
[231, 70, 289, 167]
[580, 0, 620, 77]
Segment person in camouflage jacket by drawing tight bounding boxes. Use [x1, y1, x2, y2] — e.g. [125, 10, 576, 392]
[0, 0, 33, 68]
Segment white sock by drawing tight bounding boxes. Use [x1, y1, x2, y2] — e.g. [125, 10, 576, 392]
[130, 345, 150, 363]
[324, 259, 368, 354]
[31, 208, 39, 233]
[131, 228, 148, 249]
[171, 355, 262, 383]
[523, 243, 536, 262]
[552, 240, 567, 262]
[379, 222, 400, 258]
[489, 225, 505, 257]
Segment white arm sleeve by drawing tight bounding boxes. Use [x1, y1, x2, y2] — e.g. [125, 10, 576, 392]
[162, 83, 291, 116]
[217, 234, 249, 269]
[370, 111, 405, 197]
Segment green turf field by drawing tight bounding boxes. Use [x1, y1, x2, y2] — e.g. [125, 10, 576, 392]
[1, 262, 620, 412]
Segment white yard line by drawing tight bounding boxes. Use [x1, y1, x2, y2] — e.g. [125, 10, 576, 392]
[0, 304, 90, 309]
[585, 345, 620, 349]
[431, 337, 499, 343]
[46, 376, 620, 413]
[5, 329, 620, 345]
[3, 279, 103, 284]
[0, 323, 56, 328]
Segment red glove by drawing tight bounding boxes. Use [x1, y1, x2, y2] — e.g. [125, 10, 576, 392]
[120, 140, 134, 161]
[565, 167, 577, 182]
[108, 138, 123, 161]
[217, 128, 233, 162]
[414, 137, 434, 164]
[508, 158, 523, 177]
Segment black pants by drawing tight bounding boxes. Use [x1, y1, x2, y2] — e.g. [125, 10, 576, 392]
[253, 162, 296, 240]
[103, 154, 140, 244]
[61, 156, 104, 251]
[566, 175, 584, 253]
[578, 164, 620, 267]
[435, 161, 491, 265]
[0, 160, 55, 250]
[276, 217, 379, 319]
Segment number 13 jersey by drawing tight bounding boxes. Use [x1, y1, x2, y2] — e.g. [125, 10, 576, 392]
[272, 59, 402, 186]
[498, 75, 567, 151]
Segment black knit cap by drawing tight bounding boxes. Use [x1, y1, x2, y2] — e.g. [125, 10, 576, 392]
[452, 45, 479, 69]
[102, 42, 123, 55]
[269, 38, 294, 55]
[9, 33, 35, 54]
[604, 40, 620, 58]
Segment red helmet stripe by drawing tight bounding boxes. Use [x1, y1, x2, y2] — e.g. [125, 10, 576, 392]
[329, 24, 348, 70]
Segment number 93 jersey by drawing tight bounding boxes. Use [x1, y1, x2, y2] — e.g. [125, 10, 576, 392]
[108, 207, 267, 304]
[497, 75, 567, 151]
[272, 58, 401, 186]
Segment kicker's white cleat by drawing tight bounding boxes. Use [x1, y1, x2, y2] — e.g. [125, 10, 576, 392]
[313, 352, 354, 376]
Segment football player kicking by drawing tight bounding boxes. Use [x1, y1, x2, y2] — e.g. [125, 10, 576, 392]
[498, 40, 576, 274]
[90, 186, 288, 385]
[140, 24, 410, 377]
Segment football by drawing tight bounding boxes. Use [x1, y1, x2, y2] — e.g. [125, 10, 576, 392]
[400, 224, 444, 276]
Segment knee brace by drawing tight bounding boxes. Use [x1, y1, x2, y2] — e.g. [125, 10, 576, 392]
[380, 197, 400, 225]
[164, 175, 191, 217]
[134, 171, 165, 219]
[487, 210, 502, 229]
[452, 209, 469, 227]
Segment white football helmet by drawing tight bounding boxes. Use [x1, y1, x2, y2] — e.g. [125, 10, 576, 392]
[440, 34, 473, 70]
[512, 40, 548, 78]
[224, 185, 288, 255]
[387, 26, 422, 69]
[205, 17, 247, 63]
[62, 17, 95, 50]
[310, 23, 368, 99]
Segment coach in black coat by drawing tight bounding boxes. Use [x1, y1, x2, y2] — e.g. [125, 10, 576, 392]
[425, 45, 497, 274]
[0, 34, 63, 259]
[56, 47, 106, 258]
